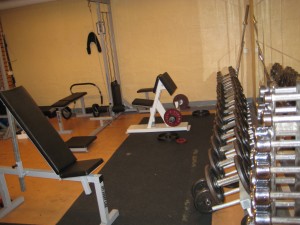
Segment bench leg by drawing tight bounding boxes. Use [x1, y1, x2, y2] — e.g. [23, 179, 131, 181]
[56, 110, 72, 134]
[90, 175, 119, 225]
[0, 173, 24, 218]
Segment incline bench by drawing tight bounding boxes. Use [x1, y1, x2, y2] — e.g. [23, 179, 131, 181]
[0, 86, 119, 225]
[127, 72, 190, 133]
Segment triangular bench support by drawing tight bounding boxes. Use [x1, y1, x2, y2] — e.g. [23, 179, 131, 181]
[127, 72, 190, 133]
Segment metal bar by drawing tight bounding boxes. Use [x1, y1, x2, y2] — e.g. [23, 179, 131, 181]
[212, 199, 240, 211]
[96, 2, 113, 107]
[236, 4, 249, 76]
[271, 217, 300, 224]
[224, 187, 240, 196]
[216, 174, 239, 187]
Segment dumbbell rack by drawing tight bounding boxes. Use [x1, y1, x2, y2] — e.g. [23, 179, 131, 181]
[192, 66, 254, 215]
[249, 82, 300, 224]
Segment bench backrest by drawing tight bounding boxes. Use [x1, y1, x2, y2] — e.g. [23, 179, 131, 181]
[153, 72, 177, 95]
[0, 86, 77, 174]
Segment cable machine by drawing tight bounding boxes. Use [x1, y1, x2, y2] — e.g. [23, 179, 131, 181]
[88, 0, 128, 115]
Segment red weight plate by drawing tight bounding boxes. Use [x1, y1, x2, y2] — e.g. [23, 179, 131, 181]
[173, 94, 189, 110]
[176, 137, 187, 144]
[164, 109, 182, 127]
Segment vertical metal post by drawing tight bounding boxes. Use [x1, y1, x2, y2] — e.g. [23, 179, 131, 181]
[6, 111, 26, 191]
[294, 80, 300, 217]
[96, 2, 114, 107]
[0, 26, 24, 192]
[106, 0, 121, 85]
[0, 39, 8, 91]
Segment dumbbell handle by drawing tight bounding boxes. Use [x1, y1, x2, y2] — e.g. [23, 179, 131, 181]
[274, 106, 297, 114]
[275, 177, 295, 184]
[274, 200, 296, 207]
[255, 166, 300, 179]
[212, 198, 240, 211]
[264, 93, 300, 103]
[216, 173, 239, 187]
[271, 191, 300, 199]
[255, 213, 300, 224]
[273, 166, 300, 173]
[257, 140, 300, 150]
[219, 152, 294, 177]
[263, 114, 300, 126]
[259, 86, 296, 97]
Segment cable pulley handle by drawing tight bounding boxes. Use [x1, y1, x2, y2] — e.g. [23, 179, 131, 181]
[70, 82, 103, 105]
[243, 5, 250, 25]
[70, 82, 100, 93]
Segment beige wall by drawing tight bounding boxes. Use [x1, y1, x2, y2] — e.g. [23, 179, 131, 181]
[253, 0, 300, 92]
[0, 0, 252, 107]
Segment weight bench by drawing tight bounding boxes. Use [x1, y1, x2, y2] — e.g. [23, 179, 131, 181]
[132, 88, 154, 113]
[0, 86, 119, 225]
[40, 92, 98, 152]
[127, 72, 190, 133]
[50, 91, 88, 134]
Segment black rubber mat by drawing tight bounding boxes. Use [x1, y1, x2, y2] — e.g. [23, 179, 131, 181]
[57, 115, 213, 225]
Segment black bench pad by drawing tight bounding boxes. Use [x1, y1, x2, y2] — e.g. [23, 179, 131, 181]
[59, 158, 103, 178]
[137, 88, 153, 93]
[132, 98, 154, 107]
[51, 92, 87, 108]
[66, 136, 97, 148]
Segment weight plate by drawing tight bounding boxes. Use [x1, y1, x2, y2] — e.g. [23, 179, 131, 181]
[173, 94, 189, 110]
[164, 109, 182, 127]
[176, 137, 187, 144]
[204, 164, 224, 204]
[157, 132, 179, 142]
[210, 135, 225, 160]
[208, 148, 225, 177]
[61, 107, 72, 120]
[194, 188, 214, 214]
[192, 110, 210, 117]
[92, 104, 101, 117]
[234, 155, 250, 194]
[234, 140, 245, 158]
[191, 178, 208, 199]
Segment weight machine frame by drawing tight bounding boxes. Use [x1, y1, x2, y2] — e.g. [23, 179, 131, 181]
[88, 0, 133, 114]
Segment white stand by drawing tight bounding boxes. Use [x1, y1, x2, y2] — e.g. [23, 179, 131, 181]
[127, 80, 190, 134]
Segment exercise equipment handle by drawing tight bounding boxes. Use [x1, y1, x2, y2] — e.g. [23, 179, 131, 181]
[243, 5, 249, 25]
[70, 82, 103, 105]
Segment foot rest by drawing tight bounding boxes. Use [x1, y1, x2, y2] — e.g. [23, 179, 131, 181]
[66, 136, 97, 152]
[39, 106, 57, 118]
[132, 98, 154, 107]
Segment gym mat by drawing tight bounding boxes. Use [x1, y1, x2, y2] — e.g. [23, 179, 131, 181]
[57, 115, 214, 225]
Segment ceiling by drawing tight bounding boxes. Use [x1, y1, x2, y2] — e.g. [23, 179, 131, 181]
[0, 0, 56, 10]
